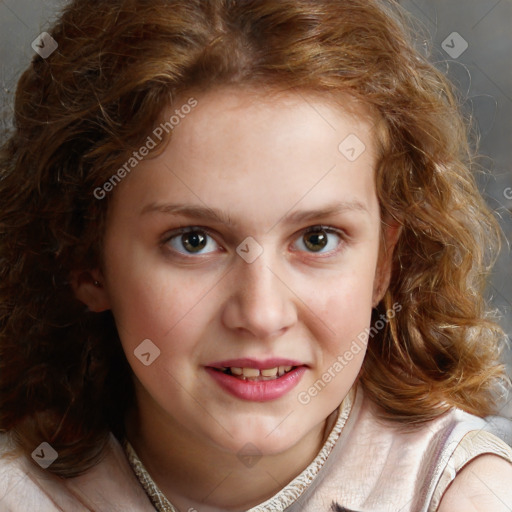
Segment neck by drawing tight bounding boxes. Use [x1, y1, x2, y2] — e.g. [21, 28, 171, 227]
[124, 393, 338, 511]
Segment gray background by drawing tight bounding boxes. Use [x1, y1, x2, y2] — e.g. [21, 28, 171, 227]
[1, 0, 511, 417]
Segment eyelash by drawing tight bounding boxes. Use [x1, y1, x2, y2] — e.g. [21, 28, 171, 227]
[160, 225, 347, 259]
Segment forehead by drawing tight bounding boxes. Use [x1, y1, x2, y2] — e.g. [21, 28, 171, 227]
[108, 86, 381, 229]
[171, 85, 378, 161]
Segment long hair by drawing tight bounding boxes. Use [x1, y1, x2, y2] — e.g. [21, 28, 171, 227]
[0, 0, 508, 476]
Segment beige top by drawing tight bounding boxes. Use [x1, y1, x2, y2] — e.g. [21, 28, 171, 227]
[1, 385, 511, 511]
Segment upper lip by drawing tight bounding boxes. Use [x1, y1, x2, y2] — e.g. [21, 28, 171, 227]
[206, 358, 306, 369]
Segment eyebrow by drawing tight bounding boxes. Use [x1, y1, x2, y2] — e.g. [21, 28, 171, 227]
[140, 201, 369, 226]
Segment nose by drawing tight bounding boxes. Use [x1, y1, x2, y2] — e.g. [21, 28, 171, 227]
[221, 253, 297, 340]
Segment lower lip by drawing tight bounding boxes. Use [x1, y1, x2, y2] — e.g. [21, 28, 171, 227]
[205, 366, 307, 402]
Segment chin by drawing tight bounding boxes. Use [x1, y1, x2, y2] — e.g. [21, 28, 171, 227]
[208, 422, 302, 457]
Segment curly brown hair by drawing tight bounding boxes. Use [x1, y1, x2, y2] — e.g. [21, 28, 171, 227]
[0, 0, 509, 477]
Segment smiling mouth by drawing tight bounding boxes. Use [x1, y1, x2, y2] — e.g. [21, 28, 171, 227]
[212, 365, 297, 381]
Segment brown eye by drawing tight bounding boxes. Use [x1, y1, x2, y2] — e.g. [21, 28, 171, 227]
[293, 226, 343, 254]
[182, 231, 207, 253]
[165, 228, 219, 255]
[303, 230, 328, 252]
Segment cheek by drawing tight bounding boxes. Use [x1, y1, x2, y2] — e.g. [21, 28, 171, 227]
[309, 283, 374, 399]
[313, 265, 376, 355]
[104, 250, 212, 349]
[324, 289, 373, 340]
[107, 277, 212, 388]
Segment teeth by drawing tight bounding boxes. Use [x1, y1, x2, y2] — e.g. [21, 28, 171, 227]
[221, 365, 295, 380]
[242, 367, 260, 378]
[261, 367, 278, 377]
[279, 365, 292, 376]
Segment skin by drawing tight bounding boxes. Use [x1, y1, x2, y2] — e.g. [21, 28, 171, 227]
[438, 455, 512, 512]
[73, 86, 512, 511]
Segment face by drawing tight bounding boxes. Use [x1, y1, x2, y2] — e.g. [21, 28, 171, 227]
[83, 87, 395, 457]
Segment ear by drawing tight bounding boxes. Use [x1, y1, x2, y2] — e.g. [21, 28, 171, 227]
[372, 216, 401, 307]
[70, 269, 111, 312]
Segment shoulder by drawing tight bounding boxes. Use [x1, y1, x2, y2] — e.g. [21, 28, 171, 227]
[429, 413, 512, 512]
[0, 431, 154, 511]
[0, 432, 59, 511]
[355, 389, 512, 511]
[437, 454, 512, 512]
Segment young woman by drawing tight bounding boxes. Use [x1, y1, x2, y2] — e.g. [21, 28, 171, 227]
[1, 1, 511, 510]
